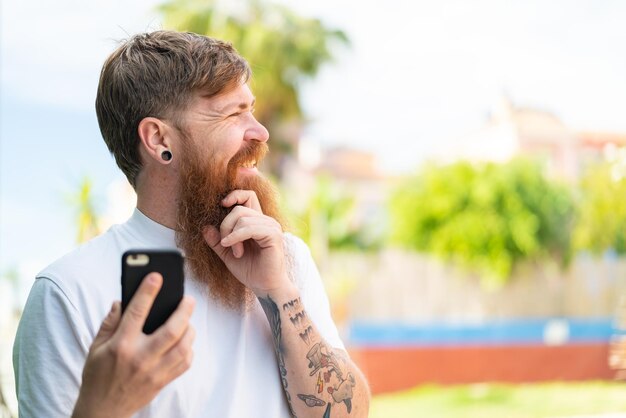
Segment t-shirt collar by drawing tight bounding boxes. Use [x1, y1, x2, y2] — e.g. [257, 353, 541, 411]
[126, 208, 178, 249]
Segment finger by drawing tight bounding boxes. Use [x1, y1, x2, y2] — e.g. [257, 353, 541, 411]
[221, 224, 281, 250]
[162, 325, 196, 372]
[152, 326, 196, 387]
[203, 226, 233, 262]
[222, 190, 262, 212]
[223, 216, 276, 258]
[219, 205, 257, 241]
[229, 241, 244, 259]
[221, 216, 280, 246]
[219, 208, 273, 247]
[148, 296, 196, 355]
[118, 273, 163, 336]
[92, 301, 122, 348]
[164, 350, 194, 385]
[219, 206, 259, 258]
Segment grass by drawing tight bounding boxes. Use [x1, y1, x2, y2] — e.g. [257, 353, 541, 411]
[369, 381, 626, 418]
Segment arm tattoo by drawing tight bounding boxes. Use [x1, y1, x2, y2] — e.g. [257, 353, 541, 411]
[263, 296, 357, 416]
[282, 297, 314, 346]
[297, 394, 326, 407]
[298, 341, 356, 415]
[259, 295, 298, 418]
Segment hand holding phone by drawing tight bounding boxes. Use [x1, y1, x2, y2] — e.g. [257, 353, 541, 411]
[74, 272, 195, 418]
[121, 250, 185, 334]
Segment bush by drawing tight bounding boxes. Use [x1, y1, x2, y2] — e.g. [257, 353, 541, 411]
[573, 160, 626, 255]
[389, 158, 574, 285]
[287, 175, 381, 260]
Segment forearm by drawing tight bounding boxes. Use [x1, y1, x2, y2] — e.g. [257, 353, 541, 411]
[258, 285, 370, 418]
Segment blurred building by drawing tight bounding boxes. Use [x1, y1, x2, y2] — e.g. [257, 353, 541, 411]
[315, 146, 382, 181]
[315, 146, 387, 227]
[578, 131, 626, 172]
[283, 139, 389, 231]
[445, 96, 626, 181]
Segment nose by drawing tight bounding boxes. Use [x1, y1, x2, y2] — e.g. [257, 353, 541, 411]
[245, 116, 270, 143]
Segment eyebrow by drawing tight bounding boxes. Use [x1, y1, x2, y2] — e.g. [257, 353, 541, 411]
[217, 97, 256, 113]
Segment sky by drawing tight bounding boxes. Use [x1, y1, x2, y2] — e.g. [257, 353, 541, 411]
[1, 0, 626, 290]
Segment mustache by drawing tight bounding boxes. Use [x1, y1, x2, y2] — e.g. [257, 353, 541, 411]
[226, 142, 269, 176]
[208, 141, 269, 225]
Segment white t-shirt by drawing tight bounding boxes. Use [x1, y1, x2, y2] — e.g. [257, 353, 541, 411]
[13, 209, 344, 418]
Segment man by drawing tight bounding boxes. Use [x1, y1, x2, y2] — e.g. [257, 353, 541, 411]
[13, 30, 370, 417]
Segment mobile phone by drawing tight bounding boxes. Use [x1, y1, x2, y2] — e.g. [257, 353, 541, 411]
[121, 250, 185, 334]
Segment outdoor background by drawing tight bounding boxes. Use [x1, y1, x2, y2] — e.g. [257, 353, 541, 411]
[2, 0, 626, 416]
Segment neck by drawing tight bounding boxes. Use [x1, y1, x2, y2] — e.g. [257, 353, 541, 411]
[135, 171, 179, 230]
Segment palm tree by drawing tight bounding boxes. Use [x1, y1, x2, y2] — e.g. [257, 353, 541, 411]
[158, 0, 349, 176]
[66, 177, 101, 243]
[0, 387, 12, 418]
[0, 267, 19, 417]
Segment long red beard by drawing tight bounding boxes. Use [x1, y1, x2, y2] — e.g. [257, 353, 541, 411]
[175, 141, 286, 311]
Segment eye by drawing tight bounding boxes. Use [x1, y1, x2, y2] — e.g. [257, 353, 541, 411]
[228, 107, 254, 118]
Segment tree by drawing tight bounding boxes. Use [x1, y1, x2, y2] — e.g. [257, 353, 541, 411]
[0, 388, 12, 418]
[158, 0, 349, 175]
[66, 177, 101, 243]
[0, 267, 19, 417]
[573, 160, 626, 255]
[389, 158, 574, 286]
[287, 175, 376, 262]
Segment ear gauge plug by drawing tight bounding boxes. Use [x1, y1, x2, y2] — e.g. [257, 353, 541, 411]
[161, 150, 173, 162]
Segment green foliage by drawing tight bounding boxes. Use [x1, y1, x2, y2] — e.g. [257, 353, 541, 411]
[65, 177, 101, 243]
[573, 160, 626, 255]
[370, 382, 626, 418]
[288, 175, 379, 260]
[158, 0, 348, 173]
[389, 159, 574, 285]
[1, 265, 19, 286]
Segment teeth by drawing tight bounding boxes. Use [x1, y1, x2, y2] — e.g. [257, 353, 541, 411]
[241, 161, 256, 168]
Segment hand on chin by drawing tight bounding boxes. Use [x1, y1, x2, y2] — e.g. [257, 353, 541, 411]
[202, 189, 290, 296]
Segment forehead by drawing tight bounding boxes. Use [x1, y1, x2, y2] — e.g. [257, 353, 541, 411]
[194, 83, 254, 111]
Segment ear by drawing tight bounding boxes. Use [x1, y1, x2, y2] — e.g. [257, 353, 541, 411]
[137, 117, 173, 165]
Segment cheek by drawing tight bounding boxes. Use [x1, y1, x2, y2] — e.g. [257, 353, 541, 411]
[218, 131, 245, 159]
[193, 124, 244, 165]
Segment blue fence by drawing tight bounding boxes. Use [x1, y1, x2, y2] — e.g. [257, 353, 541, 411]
[348, 318, 618, 347]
